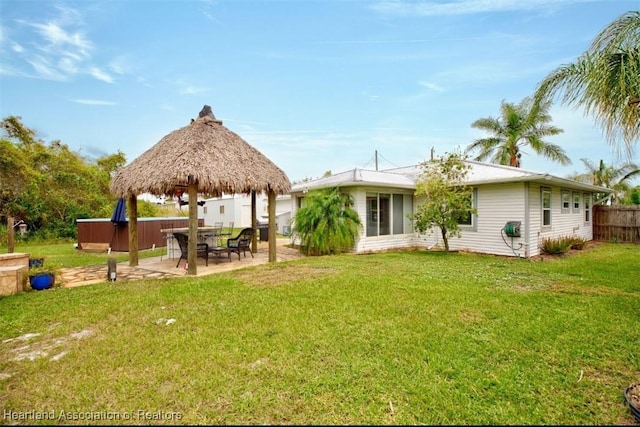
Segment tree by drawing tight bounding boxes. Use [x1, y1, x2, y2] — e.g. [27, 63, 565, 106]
[465, 96, 569, 168]
[413, 152, 477, 252]
[626, 186, 640, 205]
[573, 158, 640, 204]
[292, 187, 361, 255]
[1, 116, 129, 242]
[533, 11, 640, 156]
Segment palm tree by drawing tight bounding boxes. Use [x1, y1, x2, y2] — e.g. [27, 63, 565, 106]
[534, 11, 640, 156]
[292, 187, 361, 255]
[573, 158, 640, 204]
[465, 96, 570, 168]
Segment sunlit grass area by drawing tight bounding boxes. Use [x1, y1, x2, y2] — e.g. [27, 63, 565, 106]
[1, 243, 638, 424]
[13, 241, 165, 269]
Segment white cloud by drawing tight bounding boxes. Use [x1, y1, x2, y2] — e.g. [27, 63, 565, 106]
[89, 67, 114, 83]
[418, 80, 445, 92]
[179, 85, 208, 95]
[31, 21, 92, 56]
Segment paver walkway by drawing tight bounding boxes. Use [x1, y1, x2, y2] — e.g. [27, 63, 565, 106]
[60, 239, 303, 288]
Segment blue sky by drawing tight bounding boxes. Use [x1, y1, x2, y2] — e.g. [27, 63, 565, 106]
[1, 0, 638, 184]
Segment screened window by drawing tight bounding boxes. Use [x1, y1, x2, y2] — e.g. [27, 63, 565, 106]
[561, 190, 570, 213]
[584, 193, 591, 223]
[541, 188, 551, 227]
[219, 206, 225, 214]
[572, 192, 580, 213]
[366, 193, 412, 236]
[455, 188, 477, 227]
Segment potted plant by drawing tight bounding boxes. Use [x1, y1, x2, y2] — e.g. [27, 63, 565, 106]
[27, 265, 60, 291]
[28, 256, 45, 269]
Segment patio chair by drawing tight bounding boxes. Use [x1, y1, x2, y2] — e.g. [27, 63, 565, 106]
[160, 220, 175, 261]
[217, 221, 234, 245]
[173, 232, 209, 268]
[226, 227, 254, 260]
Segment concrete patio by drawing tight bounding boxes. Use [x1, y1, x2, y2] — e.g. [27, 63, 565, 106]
[60, 238, 304, 288]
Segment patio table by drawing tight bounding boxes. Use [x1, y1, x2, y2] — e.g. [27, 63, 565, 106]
[160, 227, 221, 259]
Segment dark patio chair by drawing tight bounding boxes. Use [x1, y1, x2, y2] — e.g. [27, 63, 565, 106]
[173, 232, 209, 268]
[226, 227, 254, 260]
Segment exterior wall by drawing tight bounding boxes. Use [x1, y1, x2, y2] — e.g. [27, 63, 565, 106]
[414, 183, 529, 257]
[416, 182, 595, 258]
[528, 183, 594, 256]
[199, 194, 267, 228]
[348, 187, 416, 253]
[291, 181, 599, 258]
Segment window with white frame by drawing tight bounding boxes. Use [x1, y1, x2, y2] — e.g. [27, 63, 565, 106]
[572, 192, 580, 213]
[561, 190, 571, 213]
[584, 193, 591, 223]
[366, 192, 412, 237]
[455, 188, 477, 228]
[219, 205, 225, 214]
[541, 187, 551, 227]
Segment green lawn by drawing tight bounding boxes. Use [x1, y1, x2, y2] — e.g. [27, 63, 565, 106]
[11, 241, 165, 269]
[1, 243, 639, 425]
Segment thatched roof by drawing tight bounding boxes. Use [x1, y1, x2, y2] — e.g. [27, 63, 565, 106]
[110, 105, 291, 198]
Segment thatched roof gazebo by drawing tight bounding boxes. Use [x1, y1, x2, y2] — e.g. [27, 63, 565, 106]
[110, 105, 291, 275]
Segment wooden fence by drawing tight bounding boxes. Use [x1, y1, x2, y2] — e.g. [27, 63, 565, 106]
[593, 205, 640, 243]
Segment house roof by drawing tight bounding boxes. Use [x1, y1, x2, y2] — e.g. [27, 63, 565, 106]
[290, 160, 612, 194]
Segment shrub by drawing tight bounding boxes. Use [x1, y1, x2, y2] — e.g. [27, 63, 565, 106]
[567, 236, 588, 250]
[540, 236, 573, 255]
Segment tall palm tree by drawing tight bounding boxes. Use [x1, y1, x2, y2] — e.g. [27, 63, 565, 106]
[534, 11, 640, 156]
[573, 158, 640, 204]
[465, 96, 570, 168]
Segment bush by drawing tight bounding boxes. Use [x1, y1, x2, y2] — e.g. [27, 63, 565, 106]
[567, 236, 588, 250]
[540, 236, 573, 255]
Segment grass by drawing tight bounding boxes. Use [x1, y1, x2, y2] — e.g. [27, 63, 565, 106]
[12, 241, 166, 269]
[0, 242, 639, 425]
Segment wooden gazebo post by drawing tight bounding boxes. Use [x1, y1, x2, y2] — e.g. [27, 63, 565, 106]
[268, 187, 276, 262]
[127, 195, 138, 266]
[251, 190, 258, 253]
[187, 179, 198, 275]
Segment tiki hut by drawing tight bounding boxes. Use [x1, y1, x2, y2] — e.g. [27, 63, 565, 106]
[110, 105, 291, 274]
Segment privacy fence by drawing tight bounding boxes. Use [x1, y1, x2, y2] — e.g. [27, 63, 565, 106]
[593, 205, 640, 243]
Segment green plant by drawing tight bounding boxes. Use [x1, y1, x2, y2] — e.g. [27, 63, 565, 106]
[292, 187, 361, 256]
[0, 243, 638, 424]
[465, 96, 568, 168]
[566, 236, 588, 250]
[413, 151, 476, 252]
[539, 236, 573, 255]
[26, 265, 61, 290]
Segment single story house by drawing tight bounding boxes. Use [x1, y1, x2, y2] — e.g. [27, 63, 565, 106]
[289, 160, 612, 258]
[198, 193, 292, 234]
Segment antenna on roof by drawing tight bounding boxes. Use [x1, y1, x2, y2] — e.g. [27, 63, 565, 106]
[375, 150, 378, 171]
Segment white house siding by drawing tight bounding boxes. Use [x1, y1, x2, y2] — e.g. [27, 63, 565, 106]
[350, 187, 417, 252]
[528, 183, 593, 257]
[413, 183, 530, 257]
[199, 195, 267, 228]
